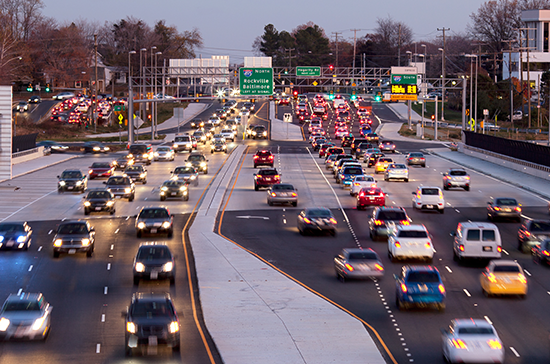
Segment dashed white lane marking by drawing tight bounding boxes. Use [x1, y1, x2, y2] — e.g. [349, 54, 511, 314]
[502, 249, 509, 256]
[524, 269, 532, 277]
[445, 266, 453, 273]
[463, 289, 471, 297]
[104, 287, 108, 295]
[125, 216, 130, 221]
[454, 209, 460, 213]
[38, 246, 42, 251]
[96, 344, 101, 353]
[101, 314, 105, 322]
[484, 316, 493, 325]
[283, 219, 286, 224]
[114, 229, 119, 234]
[17, 288, 22, 296]
[28, 265, 33, 272]
[510, 347, 520, 357]
[110, 244, 114, 250]
[107, 263, 111, 270]
[48, 230, 53, 235]
[61, 217, 66, 221]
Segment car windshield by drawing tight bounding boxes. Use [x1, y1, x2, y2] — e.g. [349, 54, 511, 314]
[398, 230, 428, 238]
[129, 145, 148, 153]
[260, 170, 278, 176]
[107, 177, 129, 185]
[88, 191, 110, 199]
[272, 184, 294, 191]
[307, 209, 332, 217]
[61, 171, 82, 178]
[137, 246, 171, 260]
[58, 223, 87, 234]
[175, 136, 191, 142]
[457, 327, 494, 335]
[390, 164, 407, 169]
[0, 224, 24, 232]
[188, 155, 204, 162]
[257, 151, 271, 157]
[125, 166, 141, 172]
[409, 153, 423, 157]
[377, 211, 407, 221]
[344, 168, 363, 175]
[3, 300, 40, 312]
[157, 147, 170, 152]
[174, 167, 194, 174]
[421, 188, 440, 195]
[139, 209, 169, 219]
[493, 265, 521, 273]
[131, 301, 171, 318]
[379, 159, 392, 163]
[450, 170, 467, 176]
[406, 272, 440, 283]
[91, 163, 110, 168]
[163, 181, 184, 187]
[496, 198, 518, 206]
[348, 252, 377, 260]
[530, 222, 550, 232]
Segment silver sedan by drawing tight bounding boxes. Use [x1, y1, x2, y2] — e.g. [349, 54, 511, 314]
[0, 293, 52, 341]
[267, 183, 298, 207]
[334, 248, 384, 281]
[384, 163, 409, 182]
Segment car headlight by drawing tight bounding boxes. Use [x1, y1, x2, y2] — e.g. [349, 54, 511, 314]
[93, 147, 100, 151]
[140, 173, 146, 178]
[180, 186, 187, 191]
[134, 262, 145, 272]
[124, 188, 131, 193]
[137, 222, 146, 229]
[186, 162, 192, 167]
[169, 321, 179, 333]
[31, 315, 46, 331]
[161, 186, 168, 191]
[0, 236, 4, 243]
[190, 175, 196, 180]
[76, 181, 82, 186]
[163, 262, 173, 272]
[154, 152, 159, 156]
[16, 235, 26, 243]
[106, 201, 114, 207]
[222, 145, 227, 149]
[142, 154, 148, 158]
[162, 221, 171, 229]
[0, 317, 10, 331]
[126, 322, 136, 334]
[173, 144, 178, 148]
[53, 239, 62, 247]
[263, 131, 267, 136]
[81, 238, 90, 246]
[200, 162, 206, 167]
[211, 145, 215, 149]
[84, 201, 91, 207]
[59, 181, 66, 186]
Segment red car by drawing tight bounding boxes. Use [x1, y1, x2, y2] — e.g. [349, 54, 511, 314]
[88, 162, 114, 179]
[356, 187, 386, 209]
[326, 147, 345, 158]
[318, 143, 334, 157]
[253, 150, 274, 168]
[253, 168, 281, 190]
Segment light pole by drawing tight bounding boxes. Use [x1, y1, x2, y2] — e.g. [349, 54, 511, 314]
[405, 51, 412, 66]
[465, 54, 478, 131]
[418, 54, 426, 138]
[154, 51, 162, 138]
[139, 48, 147, 126]
[128, 50, 136, 83]
[128, 51, 136, 142]
[150, 46, 157, 140]
[438, 47, 445, 121]
[465, 54, 475, 131]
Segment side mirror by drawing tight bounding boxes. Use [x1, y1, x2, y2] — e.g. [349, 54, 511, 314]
[56, 175, 60, 179]
[411, 192, 416, 195]
[393, 274, 399, 280]
[440, 328, 449, 335]
[90, 227, 95, 231]
[450, 232, 456, 237]
[103, 181, 106, 184]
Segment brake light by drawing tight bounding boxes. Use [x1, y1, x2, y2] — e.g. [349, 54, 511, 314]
[374, 220, 383, 225]
[451, 339, 467, 349]
[493, 206, 501, 211]
[274, 175, 280, 179]
[379, 192, 384, 197]
[497, 246, 502, 253]
[425, 242, 431, 248]
[487, 340, 502, 350]
[515, 206, 522, 212]
[400, 283, 407, 293]
[354, 183, 361, 187]
[439, 190, 444, 198]
[544, 250, 550, 256]
[416, 192, 421, 199]
[269, 156, 274, 159]
[401, 220, 410, 226]
[271, 192, 276, 197]
[487, 273, 497, 283]
[291, 192, 297, 197]
[394, 242, 401, 248]
[254, 156, 258, 159]
[303, 217, 311, 224]
[518, 273, 527, 284]
[329, 218, 337, 224]
[459, 244, 465, 252]
[465, 176, 470, 180]
[345, 263, 354, 272]
[89, 170, 93, 174]
[438, 284, 445, 294]
[374, 264, 384, 271]
[359, 192, 365, 197]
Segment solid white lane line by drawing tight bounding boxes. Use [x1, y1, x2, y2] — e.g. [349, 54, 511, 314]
[17, 288, 22, 296]
[524, 269, 532, 276]
[48, 230, 53, 235]
[107, 263, 111, 270]
[484, 316, 493, 325]
[510, 347, 520, 357]
[101, 314, 105, 322]
[463, 289, 471, 297]
[38, 246, 42, 251]
[114, 229, 119, 234]
[96, 344, 101, 353]
[28, 265, 33, 272]
[502, 249, 509, 256]
[104, 287, 108, 295]
[445, 266, 453, 273]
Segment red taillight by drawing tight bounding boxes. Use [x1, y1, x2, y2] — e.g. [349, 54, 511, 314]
[515, 207, 522, 212]
[493, 206, 501, 211]
[544, 250, 550, 256]
[452, 339, 467, 349]
[88, 170, 93, 174]
[303, 217, 311, 224]
[274, 175, 280, 179]
[374, 220, 383, 225]
[394, 242, 401, 248]
[374, 264, 384, 271]
[379, 192, 385, 197]
[291, 192, 297, 197]
[425, 242, 431, 248]
[487, 273, 497, 283]
[400, 283, 407, 293]
[271, 192, 276, 197]
[253, 156, 258, 159]
[345, 263, 354, 272]
[401, 220, 410, 226]
[329, 218, 337, 224]
[359, 192, 365, 197]
[497, 246, 502, 253]
[269, 156, 274, 160]
[459, 244, 465, 251]
[438, 284, 445, 294]
[518, 273, 527, 284]
[487, 340, 502, 350]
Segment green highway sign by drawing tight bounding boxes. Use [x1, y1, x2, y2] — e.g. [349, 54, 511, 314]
[114, 105, 122, 112]
[296, 66, 321, 77]
[391, 74, 417, 85]
[239, 68, 273, 96]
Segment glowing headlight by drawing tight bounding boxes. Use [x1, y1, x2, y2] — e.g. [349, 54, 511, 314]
[126, 322, 136, 334]
[222, 145, 227, 149]
[173, 144, 178, 148]
[180, 186, 187, 191]
[0, 236, 4, 243]
[76, 181, 82, 186]
[53, 239, 62, 247]
[211, 145, 215, 149]
[124, 188, 131, 193]
[190, 175, 196, 180]
[16, 236, 26, 243]
[161, 186, 168, 191]
[134, 262, 145, 272]
[105, 147, 110, 151]
[106, 201, 114, 206]
[84, 201, 91, 207]
[139, 173, 146, 178]
[186, 162, 192, 167]
[142, 154, 148, 158]
[200, 162, 206, 167]
[0, 317, 10, 331]
[93, 147, 100, 151]
[137, 222, 146, 229]
[169, 321, 179, 333]
[81, 238, 90, 246]
[154, 152, 159, 156]
[163, 262, 173, 272]
[31, 316, 46, 331]
[59, 181, 66, 186]
[162, 221, 171, 229]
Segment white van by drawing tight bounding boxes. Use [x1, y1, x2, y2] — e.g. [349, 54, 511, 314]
[452, 222, 502, 261]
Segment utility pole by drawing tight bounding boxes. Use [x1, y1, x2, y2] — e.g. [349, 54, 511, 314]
[351, 29, 360, 78]
[284, 48, 295, 70]
[398, 24, 402, 66]
[437, 27, 450, 121]
[332, 32, 341, 68]
[94, 33, 98, 133]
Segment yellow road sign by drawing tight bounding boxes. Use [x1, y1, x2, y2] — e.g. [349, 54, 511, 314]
[312, 81, 318, 86]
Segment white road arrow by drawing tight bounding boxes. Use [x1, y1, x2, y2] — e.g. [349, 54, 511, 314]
[236, 216, 270, 220]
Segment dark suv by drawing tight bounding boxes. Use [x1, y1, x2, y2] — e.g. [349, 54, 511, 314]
[368, 206, 411, 241]
[83, 189, 115, 215]
[135, 207, 173, 238]
[124, 293, 180, 356]
[253, 168, 281, 190]
[52, 221, 95, 258]
[104, 176, 135, 201]
[253, 150, 274, 168]
[133, 244, 175, 285]
[57, 169, 87, 193]
[394, 265, 446, 311]
[128, 144, 153, 165]
[123, 165, 147, 184]
[186, 153, 208, 174]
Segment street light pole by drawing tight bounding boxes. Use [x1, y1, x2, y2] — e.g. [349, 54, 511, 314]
[466, 54, 475, 130]
[154, 51, 162, 138]
[128, 51, 136, 144]
[438, 47, 445, 121]
[150, 46, 156, 140]
[139, 48, 147, 129]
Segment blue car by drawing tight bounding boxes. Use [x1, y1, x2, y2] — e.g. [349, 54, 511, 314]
[394, 265, 445, 311]
[337, 165, 364, 188]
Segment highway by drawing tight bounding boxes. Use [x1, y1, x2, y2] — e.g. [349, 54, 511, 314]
[0, 95, 549, 363]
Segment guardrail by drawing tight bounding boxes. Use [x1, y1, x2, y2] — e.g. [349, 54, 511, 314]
[12, 148, 38, 158]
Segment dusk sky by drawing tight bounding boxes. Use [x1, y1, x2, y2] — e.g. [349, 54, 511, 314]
[42, 0, 485, 64]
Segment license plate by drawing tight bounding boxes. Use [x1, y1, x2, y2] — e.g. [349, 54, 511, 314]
[150, 228, 157, 234]
[150, 271, 158, 280]
[6, 241, 13, 247]
[171, 192, 177, 196]
[426, 205, 433, 209]
[95, 207, 102, 211]
[483, 246, 493, 252]
[68, 249, 76, 254]
[369, 197, 375, 200]
[148, 336, 158, 346]
[68, 186, 74, 190]
[266, 178, 271, 181]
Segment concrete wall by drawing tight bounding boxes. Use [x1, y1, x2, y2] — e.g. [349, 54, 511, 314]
[12, 147, 45, 164]
[0, 86, 12, 181]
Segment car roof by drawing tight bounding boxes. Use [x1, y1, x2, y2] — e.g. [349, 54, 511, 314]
[488, 259, 521, 268]
[458, 222, 498, 229]
[396, 224, 427, 231]
[342, 247, 377, 255]
[403, 265, 438, 273]
[452, 318, 494, 328]
[5, 292, 43, 302]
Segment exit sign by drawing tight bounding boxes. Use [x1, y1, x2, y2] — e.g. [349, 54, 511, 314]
[296, 67, 321, 77]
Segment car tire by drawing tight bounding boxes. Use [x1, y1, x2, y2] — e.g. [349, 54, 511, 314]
[204, 169, 208, 174]
[110, 209, 115, 215]
[160, 196, 166, 201]
[86, 249, 93, 258]
[330, 230, 337, 237]
[439, 208, 444, 214]
[254, 164, 257, 168]
[129, 194, 134, 202]
[389, 251, 397, 263]
[438, 303, 446, 312]
[53, 251, 60, 258]
[443, 185, 448, 190]
[211, 150, 214, 154]
[396, 294, 405, 310]
[143, 180, 147, 185]
[184, 195, 189, 201]
[465, 186, 470, 191]
[292, 202, 297, 207]
[137, 230, 142, 238]
[84, 209, 89, 216]
[254, 183, 259, 191]
[487, 214, 493, 222]
[405, 179, 409, 182]
[268, 200, 273, 206]
[168, 230, 173, 238]
[133, 277, 140, 286]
